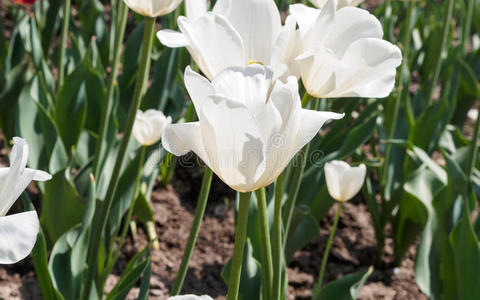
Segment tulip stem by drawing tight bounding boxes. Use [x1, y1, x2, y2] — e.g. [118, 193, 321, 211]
[256, 188, 273, 300]
[382, 0, 414, 200]
[57, 0, 70, 89]
[104, 146, 146, 282]
[313, 202, 343, 299]
[426, 0, 454, 106]
[171, 167, 213, 295]
[272, 173, 284, 300]
[283, 143, 310, 247]
[301, 92, 311, 108]
[227, 192, 252, 300]
[92, 2, 129, 179]
[83, 16, 156, 299]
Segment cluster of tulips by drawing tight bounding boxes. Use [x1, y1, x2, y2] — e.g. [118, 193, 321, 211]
[1, 0, 402, 298]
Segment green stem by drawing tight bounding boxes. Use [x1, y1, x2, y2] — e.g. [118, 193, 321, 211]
[272, 174, 284, 300]
[255, 188, 273, 300]
[313, 202, 343, 299]
[92, 2, 129, 179]
[301, 93, 311, 108]
[461, 0, 474, 56]
[104, 146, 146, 280]
[57, 0, 70, 89]
[171, 168, 213, 295]
[382, 0, 414, 199]
[82, 16, 156, 299]
[283, 143, 310, 245]
[426, 0, 454, 106]
[226, 192, 252, 300]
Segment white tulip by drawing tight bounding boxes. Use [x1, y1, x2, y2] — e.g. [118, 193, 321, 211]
[310, 0, 364, 9]
[168, 295, 213, 300]
[162, 65, 343, 192]
[123, 0, 183, 17]
[324, 160, 366, 202]
[157, 0, 297, 81]
[0, 137, 52, 264]
[290, 0, 402, 98]
[132, 109, 172, 146]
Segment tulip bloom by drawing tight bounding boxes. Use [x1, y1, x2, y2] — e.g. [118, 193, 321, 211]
[290, 0, 402, 98]
[162, 65, 343, 192]
[132, 109, 172, 146]
[0, 137, 52, 264]
[157, 0, 297, 80]
[123, 0, 183, 17]
[168, 296, 213, 300]
[324, 160, 366, 202]
[310, 0, 364, 9]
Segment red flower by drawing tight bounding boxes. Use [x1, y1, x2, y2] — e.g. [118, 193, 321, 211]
[13, 0, 36, 4]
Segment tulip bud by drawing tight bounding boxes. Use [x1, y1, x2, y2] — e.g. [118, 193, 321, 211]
[123, 0, 183, 17]
[132, 109, 172, 146]
[324, 160, 366, 202]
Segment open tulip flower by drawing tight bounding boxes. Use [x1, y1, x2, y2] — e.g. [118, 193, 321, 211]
[324, 160, 366, 202]
[162, 65, 343, 192]
[0, 137, 52, 264]
[132, 109, 172, 146]
[290, 0, 402, 98]
[157, 0, 297, 80]
[123, 0, 183, 17]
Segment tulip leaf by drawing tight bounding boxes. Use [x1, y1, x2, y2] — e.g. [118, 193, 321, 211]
[285, 207, 321, 261]
[54, 54, 89, 152]
[315, 266, 373, 300]
[17, 77, 59, 172]
[450, 191, 480, 300]
[41, 170, 85, 246]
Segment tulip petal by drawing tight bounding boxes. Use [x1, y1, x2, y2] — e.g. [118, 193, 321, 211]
[325, 7, 383, 58]
[289, 4, 320, 36]
[185, 0, 207, 20]
[293, 110, 344, 154]
[162, 122, 213, 166]
[327, 38, 402, 98]
[184, 66, 214, 115]
[0, 211, 39, 264]
[211, 65, 274, 117]
[200, 95, 266, 192]
[213, 0, 281, 63]
[325, 161, 366, 201]
[157, 30, 189, 48]
[124, 0, 183, 17]
[178, 13, 245, 80]
[271, 15, 301, 80]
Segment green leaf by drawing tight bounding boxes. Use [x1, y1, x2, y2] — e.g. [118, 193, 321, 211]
[316, 267, 373, 300]
[106, 251, 151, 300]
[41, 170, 85, 245]
[285, 206, 321, 261]
[54, 54, 89, 152]
[32, 227, 57, 300]
[450, 192, 480, 300]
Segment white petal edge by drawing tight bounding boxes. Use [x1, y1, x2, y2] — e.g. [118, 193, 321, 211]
[0, 210, 39, 264]
[157, 30, 189, 48]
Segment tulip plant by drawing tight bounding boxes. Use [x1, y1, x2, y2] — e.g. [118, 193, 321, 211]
[0, 0, 479, 299]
